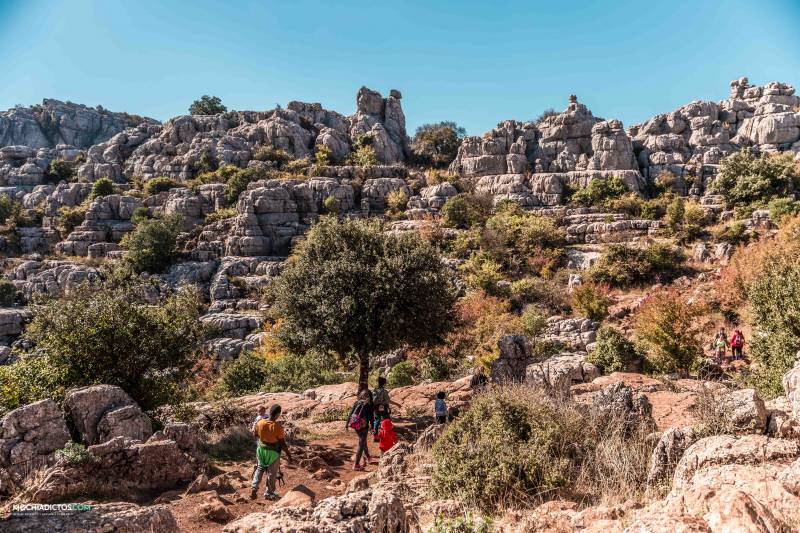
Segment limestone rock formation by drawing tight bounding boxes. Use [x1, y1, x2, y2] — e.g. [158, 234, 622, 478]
[55, 194, 140, 257]
[3, 502, 179, 533]
[64, 384, 152, 445]
[0, 399, 70, 468]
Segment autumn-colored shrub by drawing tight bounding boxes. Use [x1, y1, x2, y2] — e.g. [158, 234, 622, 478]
[572, 283, 612, 321]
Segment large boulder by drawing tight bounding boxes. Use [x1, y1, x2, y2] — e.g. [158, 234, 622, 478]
[64, 385, 152, 445]
[3, 502, 178, 533]
[717, 388, 767, 432]
[222, 488, 408, 533]
[0, 399, 70, 468]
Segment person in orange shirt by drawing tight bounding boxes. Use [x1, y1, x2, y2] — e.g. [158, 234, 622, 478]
[250, 404, 293, 500]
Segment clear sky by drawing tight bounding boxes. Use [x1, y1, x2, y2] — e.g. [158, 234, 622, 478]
[1, 0, 799, 136]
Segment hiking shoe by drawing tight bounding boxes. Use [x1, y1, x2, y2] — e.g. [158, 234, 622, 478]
[265, 492, 280, 501]
[353, 464, 365, 471]
[249, 488, 257, 500]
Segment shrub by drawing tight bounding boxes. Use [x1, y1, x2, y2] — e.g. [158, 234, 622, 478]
[572, 283, 611, 321]
[767, 197, 800, 225]
[144, 176, 178, 195]
[351, 136, 379, 167]
[519, 306, 547, 337]
[130, 206, 152, 225]
[205, 207, 237, 224]
[55, 203, 88, 238]
[15, 282, 205, 410]
[55, 441, 93, 465]
[746, 258, 800, 397]
[189, 95, 227, 115]
[589, 243, 685, 288]
[441, 193, 493, 229]
[0, 354, 63, 415]
[321, 195, 338, 215]
[121, 214, 183, 273]
[47, 159, 75, 183]
[314, 145, 332, 167]
[710, 149, 800, 208]
[665, 197, 706, 239]
[386, 189, 408, 213]
[220, 351, 270, 395]
[411, 121, 466, 168]
[419, 354, 450, 382]
[89, 178, 114, 200]
[270, 217, 455, 389]
[535, 108, 559, 124]
[509, 276, 570, 314]
[386, 360, 415, 388]
[447, 291, 522, 369]
[432, 386, 652, 512]
[713, 221, 748, 245]
[634, 290, 705, 375]
[0, 195, 13, 225]
[0, 279, 18, 307]
[459, 252, 506, 295]
[587, 327, 639, 374]
[253, 146, 291, 167]
[664, 196, 685, 234]
[223, 166, 269, 205]
[259, 353, 341, 394]
[570, 177, 629, 207]
[431, 512, 492, 533]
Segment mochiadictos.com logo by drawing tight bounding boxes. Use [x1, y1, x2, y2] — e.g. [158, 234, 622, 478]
[12, 503, 92, 513]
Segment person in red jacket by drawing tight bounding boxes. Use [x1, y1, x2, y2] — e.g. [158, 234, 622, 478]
[730, 329, 745, 360]
[376, 418, 398, 455]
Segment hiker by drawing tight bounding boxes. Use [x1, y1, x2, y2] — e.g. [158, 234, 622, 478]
[470, 366, 488, 391]
[730, 329, 745, 360]
[434, 391, 448, 424]
[376, 418, 398, 455]
[712, 327, 729, 360]
[345, 389, 374, 471]
[250, 405, 267, 434]
[251, 404, 293, 501]
[372, 376, 400, 434]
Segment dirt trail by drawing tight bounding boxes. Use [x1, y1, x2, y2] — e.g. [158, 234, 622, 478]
[166, 418, 424, 532]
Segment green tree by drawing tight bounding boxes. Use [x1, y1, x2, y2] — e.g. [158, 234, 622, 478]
[143, 176, 178, 195]
[47, 159, 75, 183]
[411, 121, 467, 167]
[189, 95, 227, 115]
[570, 176, 629, 207]
[271, 218, 456, 390]
[711, 149, 800, 208]
[89, 178, 114, 200]
[120, 214, 183, 273]
[17, 281, 205, 409]
[587, 326, 639, 374]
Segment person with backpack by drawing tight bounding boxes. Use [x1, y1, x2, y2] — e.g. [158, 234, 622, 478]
[376, 418, 398, 455]
[434, 391, 448, 424]
[712, 327, 729, 360]
[730, 329, 745, 360]
[372, 376, 400, 434]
[251, 404, 293, 501]
[345, 390, 374, 471]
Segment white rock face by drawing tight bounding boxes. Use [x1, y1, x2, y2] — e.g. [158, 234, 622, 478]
[0, 399, 70, 467]
[64, 384, 152, 445]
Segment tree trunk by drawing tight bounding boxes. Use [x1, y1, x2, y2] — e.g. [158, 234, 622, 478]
[358, 354, 370, 393]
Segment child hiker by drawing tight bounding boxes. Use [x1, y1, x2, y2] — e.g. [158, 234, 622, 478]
[434, 391, 448, 424]
[251, 405, 267, 433]
[251, 404, 293, 501]
[730, 329, 745, 360]
[376, 418, 398, 455]
[372, 376, 401, 435]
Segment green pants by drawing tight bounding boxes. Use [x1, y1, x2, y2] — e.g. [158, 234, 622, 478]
[256, 445, 280, 468]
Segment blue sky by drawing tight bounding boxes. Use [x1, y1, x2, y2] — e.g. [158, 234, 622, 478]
[1, 0, 799, 135]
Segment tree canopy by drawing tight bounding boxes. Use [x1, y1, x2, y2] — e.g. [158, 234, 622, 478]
[189, 95, 227, 115]
[411, 121, 467, 167]
[270, 217, 456, 390]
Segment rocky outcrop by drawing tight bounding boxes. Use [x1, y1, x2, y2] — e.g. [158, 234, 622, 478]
[3, 502, 179, 533]
[222, 488, 409, 533]
[12, 259, 101, 300]
[55, 194, 140, 257]
[0, 144, 83, 189]
[349, 87, 410, 164]
[78, 121, 162, 182]
[406, 182, 458, 219]
[0, 399, 69, 468]
[525, 354, 601, 395]
[0, 99, 152, 150]
[64, 385, 152, 445]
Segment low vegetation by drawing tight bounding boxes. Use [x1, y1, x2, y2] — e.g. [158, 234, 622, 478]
[710, 148, 800, 208]
[589, 242, 686, 288]
[120, 214, 183, 273]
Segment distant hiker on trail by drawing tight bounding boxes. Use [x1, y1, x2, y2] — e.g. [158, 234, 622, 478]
[345, 389, 375, 471]
[376, 418, 398, 455]
[712, 327, 729, 360]
[470, 366, 488, 391]
[434, 391, 448, 424]
[251, 404, 292, 501]
[730, 329, 745, 360]
[372, 376, 401, 434]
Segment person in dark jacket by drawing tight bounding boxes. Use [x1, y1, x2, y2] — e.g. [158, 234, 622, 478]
[345, 389, 375, 471]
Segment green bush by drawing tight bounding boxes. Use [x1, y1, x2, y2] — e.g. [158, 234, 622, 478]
[571, 283, 611, 321]
[441, 193, 493, 229]
[509, 276, 569, 314]
[710, 149, 800, 208]
[144, 176, 178, 195]
[205, 207, 237, 224]
[519, 306, 547, 337]
[0, 195, 13, 225]
[570, 177, 629, 207]
[5, 282, 205, 411]
[54, 204, 88, 238]
[321, 195, 338, 215]
[314, 146, 332, 167]
[459, 252, 506, 295]
[0, 279, 18, 307]
[55, 441, 93, 465]
[587, 327, 639, 374]
[419, 354, 450, 382]
[253, 146, 291, 167]
[223, 166, 269, 205]
[589, 243, 685, 288]
[746, 259, 800, 397]
[713, 221, 748, 245]
[220, 351, 270, 395]
[767, 197, 800, 225]
[411, 121, 466, 168]
[121, 215, 183, 274]
[386, 360, 415, 388]
[432, 386, 652, 512]
[351, 136, 379, 167]
[89, 178, 114, 200]
[189, 95, 227, 115]
[47, 159, 75, 183]
[130, 206, 152, 225]
[431, 512, 492, 533]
